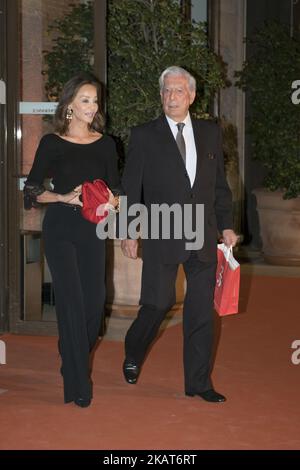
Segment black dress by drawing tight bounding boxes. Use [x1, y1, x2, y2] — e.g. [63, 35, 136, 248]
[24, 133, 120, 403]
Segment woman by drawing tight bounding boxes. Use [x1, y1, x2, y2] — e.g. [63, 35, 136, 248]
[24, 73, 120, 407]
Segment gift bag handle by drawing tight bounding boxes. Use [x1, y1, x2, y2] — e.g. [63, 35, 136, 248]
[224, 244, 233, 262]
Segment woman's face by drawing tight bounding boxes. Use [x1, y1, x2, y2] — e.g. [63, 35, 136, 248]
[69, 84, 99, 125]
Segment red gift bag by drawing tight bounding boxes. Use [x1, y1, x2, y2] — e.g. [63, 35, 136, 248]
[214, 243, 240, 316]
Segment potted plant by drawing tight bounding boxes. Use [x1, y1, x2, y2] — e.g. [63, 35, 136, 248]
[106, 0, 225, 155]
[235, 21, 300, 265]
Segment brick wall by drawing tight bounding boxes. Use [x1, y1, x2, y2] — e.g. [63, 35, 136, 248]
[21, 0, 82, 174]
[20, 0, 84, 232]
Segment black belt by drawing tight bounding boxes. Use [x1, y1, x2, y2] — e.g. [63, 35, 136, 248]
[56, 202, 81, 210]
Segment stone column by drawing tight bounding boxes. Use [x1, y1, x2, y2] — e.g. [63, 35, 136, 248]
[209, 0, 247, 235]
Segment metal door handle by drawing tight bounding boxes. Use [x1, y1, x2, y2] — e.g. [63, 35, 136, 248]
[0, 79, 6, 105]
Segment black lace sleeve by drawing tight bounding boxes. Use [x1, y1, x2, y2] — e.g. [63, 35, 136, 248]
[23, 183, 46, 210]
[23, 134, 56, 210]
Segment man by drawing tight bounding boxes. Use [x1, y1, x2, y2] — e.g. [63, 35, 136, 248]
[121, 66, 238, 402]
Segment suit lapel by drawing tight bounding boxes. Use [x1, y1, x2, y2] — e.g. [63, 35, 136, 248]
[191, 118, 207, 189]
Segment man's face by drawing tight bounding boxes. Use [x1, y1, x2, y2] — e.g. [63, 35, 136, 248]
[161, 74, 196, 122]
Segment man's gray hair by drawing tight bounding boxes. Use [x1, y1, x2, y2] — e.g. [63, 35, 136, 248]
[159, 66, 196, 92]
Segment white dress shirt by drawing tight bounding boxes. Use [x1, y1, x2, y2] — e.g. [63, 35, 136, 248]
[165, 112, 197, 187]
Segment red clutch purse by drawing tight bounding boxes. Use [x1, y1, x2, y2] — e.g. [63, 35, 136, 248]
[81, 179, 110, 224]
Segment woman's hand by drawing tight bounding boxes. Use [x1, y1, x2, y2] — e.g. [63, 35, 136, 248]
[58, 185, 83, 207]
[108, 189, 120, 211]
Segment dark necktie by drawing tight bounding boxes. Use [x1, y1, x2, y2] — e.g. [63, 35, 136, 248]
[176, 122, 186, 165]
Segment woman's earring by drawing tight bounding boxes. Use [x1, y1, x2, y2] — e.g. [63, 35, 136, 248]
[66, 108, 73, 121]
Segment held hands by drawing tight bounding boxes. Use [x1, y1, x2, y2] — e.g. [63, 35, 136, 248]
[221, 229, 239, 248]
[59, 185, 83, 206]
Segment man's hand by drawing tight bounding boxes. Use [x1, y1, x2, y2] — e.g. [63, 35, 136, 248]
[121, 239, 138, 259]
[222, 229, 239, 248]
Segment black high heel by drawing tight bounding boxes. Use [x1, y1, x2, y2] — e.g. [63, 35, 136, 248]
[74, 397, 91, 408]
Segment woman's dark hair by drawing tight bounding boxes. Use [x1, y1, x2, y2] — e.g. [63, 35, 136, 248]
[54, 72, 105, 135]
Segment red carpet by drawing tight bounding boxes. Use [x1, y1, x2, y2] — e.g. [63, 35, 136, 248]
[0, 275, 300, 450]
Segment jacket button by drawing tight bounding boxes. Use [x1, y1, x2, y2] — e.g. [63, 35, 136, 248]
[190, 193, 194, 199]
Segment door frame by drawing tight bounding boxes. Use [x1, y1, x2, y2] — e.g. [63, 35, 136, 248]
[0, 0, 8, 333]
[6, 0, 107, 334]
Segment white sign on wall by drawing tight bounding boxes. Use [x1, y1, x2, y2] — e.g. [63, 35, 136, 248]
[19, 102, 58, 115]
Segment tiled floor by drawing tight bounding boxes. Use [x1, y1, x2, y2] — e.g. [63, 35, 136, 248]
[238, 250, 300, 278]
[1, 273, 300, 450]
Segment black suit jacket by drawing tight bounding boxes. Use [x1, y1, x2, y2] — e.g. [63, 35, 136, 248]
[121, 114, 233, 264]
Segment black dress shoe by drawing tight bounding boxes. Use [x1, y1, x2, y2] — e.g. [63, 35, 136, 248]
[186, 389, 226, 402]
[74, 397, 91, 408]
[123, 360, 140, 384]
